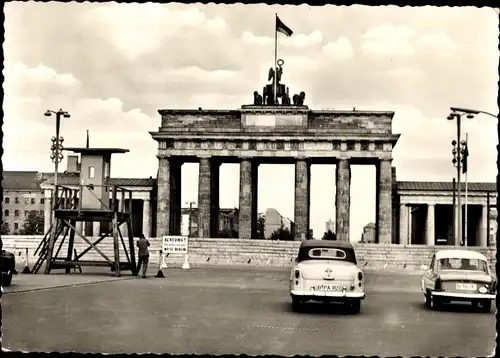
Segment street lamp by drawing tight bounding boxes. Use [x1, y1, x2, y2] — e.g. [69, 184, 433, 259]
[185, 201, 196, 237]
[448, 106, 498, 247]
[44, 108, 70, 274]
[447, 109, 474, 246]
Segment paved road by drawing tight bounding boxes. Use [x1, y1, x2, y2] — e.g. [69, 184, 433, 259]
[2, 267, 496, 356]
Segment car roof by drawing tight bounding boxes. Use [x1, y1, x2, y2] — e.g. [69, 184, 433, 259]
[435, 249, 488, 260]
[300, 240, 354, 249]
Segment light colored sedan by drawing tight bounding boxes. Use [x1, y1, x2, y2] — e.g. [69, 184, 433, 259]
[421, 249, 496, 312]
[289, 240, 365, 314]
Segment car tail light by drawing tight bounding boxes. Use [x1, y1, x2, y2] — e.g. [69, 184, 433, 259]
[295, 269, 300, 279]
[358, 272, 363, 281]
[435, 278, 442, 290]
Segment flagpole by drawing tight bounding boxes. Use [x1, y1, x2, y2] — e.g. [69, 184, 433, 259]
[464, 132, 468, 246]
[274, 13, 278, 105]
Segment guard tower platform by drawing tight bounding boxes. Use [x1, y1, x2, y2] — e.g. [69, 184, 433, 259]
[33, 147, 139, 277]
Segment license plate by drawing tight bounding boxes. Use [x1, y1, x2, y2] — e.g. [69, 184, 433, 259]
[456, 283, 477, 290]
[311, 284, 340, 292]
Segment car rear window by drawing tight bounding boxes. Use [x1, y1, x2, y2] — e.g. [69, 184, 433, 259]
[308, 248, 346, 259]
[438, 258, 488, 272]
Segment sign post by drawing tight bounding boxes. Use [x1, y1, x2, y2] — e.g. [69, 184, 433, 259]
[162, 236, 190, 269]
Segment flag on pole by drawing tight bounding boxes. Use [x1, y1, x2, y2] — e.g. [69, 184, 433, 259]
[276, 15, 293, 37]
[462, 139, 469, 174]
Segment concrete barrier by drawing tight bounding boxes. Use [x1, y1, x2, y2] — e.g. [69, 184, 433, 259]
[2, 236, 496, 272]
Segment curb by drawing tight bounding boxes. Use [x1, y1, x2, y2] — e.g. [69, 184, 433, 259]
[3, 276, 136, 294]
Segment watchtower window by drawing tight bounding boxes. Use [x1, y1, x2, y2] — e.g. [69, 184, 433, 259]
[89, 166, 95, 179]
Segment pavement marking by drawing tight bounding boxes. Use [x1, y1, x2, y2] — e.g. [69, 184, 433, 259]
[251, 323, 328, 333]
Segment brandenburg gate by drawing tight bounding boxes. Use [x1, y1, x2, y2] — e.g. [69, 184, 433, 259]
[150, 61, 400, 243]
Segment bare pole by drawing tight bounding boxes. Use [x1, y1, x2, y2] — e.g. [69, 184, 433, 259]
[464, 132, 468, 246]
[274, 13, 278, 105]
[456, 114, 462, 246]
[452, 178, 456, 245]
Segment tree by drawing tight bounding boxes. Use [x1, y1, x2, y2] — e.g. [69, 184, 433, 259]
[20, 211, 44, 235]
[1, 220, 10, 235]
[322, 230, 337, 240]
[269, 225, 294, 241]
[256, 215, 266, 240]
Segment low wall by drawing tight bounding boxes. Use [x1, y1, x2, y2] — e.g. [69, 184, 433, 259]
[2, 236, 497, 272]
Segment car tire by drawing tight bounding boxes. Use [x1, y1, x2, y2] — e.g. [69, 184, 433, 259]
[346, 299, 361, 314]
[424, 292, 432, 308]
[480, 300, 492, 313]
[291, 298, 302, 312]
[429, 295, 441, 310]
[1, 272, 12, 287]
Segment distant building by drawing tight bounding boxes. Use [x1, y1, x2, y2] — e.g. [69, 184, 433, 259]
[325, 217, 335, 233]
[2, 171, 49, 234]
[181, 207, 239, 237]
[361, 222, 376, 243]
[264, 208, 294, 239]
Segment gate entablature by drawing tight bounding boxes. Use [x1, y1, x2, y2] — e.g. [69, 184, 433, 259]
[155, 107, 396, 135]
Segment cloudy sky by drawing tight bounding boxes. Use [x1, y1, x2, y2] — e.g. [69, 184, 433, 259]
[3, 3, 498, 241]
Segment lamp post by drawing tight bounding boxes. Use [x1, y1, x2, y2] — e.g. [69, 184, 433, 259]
[44, 108, 71, 274]
[185, 201, 196, 237]
[448, 106, 498, 247]
[447, 109, 474, 246]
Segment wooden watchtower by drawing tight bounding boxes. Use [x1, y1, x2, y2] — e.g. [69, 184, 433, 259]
[32, 147, 139, 277]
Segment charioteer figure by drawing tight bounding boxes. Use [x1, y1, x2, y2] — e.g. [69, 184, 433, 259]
[252, 59, 305, 107]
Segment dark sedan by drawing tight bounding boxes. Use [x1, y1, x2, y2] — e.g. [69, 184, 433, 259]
[1, 249, 16, 286]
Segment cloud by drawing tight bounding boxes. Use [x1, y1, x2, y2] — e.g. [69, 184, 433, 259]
[241, 29, 323, 48]
[3, 62, 82, 96]
[415, 32, 457, 56]
[361, 24, 416, 57]
[80, 4, 225, 61]
[322, 36, 354, 60]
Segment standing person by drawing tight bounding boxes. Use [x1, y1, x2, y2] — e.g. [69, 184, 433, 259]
[136, 234, 150, 278]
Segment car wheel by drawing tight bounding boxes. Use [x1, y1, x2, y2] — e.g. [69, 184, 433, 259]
[346, 299, 361, 314]
[291, 298, 302, 312]
[480, 300, 492, 313]
[424, 292, 432, 308]
[1, 272, 12, 286]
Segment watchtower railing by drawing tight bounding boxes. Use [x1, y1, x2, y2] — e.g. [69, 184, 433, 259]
[52, 184, 134, 214]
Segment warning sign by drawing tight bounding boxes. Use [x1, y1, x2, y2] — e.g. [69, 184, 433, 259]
[162, 236, 188, 254]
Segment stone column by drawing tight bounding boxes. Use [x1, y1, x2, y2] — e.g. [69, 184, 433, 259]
[426, 203, 435, 246]
[197, 157, 211, 238]
[156, 155, 170, 237]
[169, 159, 182, 235]
[142, 198, 151, 238]
[336, 159, 351, 242]
[210, 160, 221, 238]
[294, 158, 310, 240]
[399, 203, 408, 245]
[479, 204, 488, 247]
[250, 161, 259, 239]
[376, 159, 393, 244]
[44, 194, 51, 235]
[239, 158, 253, 240]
